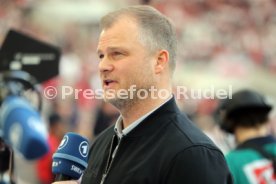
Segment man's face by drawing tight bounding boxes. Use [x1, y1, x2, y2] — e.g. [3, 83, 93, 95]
[97, 16, 157, 108]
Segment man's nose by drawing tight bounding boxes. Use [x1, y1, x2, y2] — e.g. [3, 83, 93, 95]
[98, 57, 114, 73]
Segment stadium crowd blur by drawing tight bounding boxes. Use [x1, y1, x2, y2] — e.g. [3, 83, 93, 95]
[1, 0, 276, 183]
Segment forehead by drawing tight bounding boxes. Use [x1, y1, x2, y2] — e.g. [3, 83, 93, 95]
[97, 16, 141, 49]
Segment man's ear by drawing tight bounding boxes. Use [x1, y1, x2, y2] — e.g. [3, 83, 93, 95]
[155, 50, 169, 74]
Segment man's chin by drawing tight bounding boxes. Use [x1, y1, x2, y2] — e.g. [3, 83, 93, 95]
[103, 96, 116, 103]
[104, 97, 123, 109]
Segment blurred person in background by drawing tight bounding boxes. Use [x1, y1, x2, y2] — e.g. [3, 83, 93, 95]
[37, 113, 68, 184]
[218, 89, 276, 184]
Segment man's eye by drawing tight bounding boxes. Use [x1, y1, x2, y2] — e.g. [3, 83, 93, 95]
[113, 52, 121, 56]
[112, 52, 124, 59]
[99, 54, 104, 59]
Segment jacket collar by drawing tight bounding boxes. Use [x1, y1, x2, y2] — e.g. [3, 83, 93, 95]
[237, 135, 276, 149]
[123, 97, 181, 138]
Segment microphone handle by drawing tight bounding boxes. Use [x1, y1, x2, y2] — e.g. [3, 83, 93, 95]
[55, 174, 73, 181]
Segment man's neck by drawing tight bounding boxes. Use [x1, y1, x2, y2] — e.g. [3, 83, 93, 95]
[235, 124, 269, 144]
[120, 96, 171, 129]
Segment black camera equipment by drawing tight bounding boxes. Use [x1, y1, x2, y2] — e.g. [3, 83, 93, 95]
[0, 29, 60, 184]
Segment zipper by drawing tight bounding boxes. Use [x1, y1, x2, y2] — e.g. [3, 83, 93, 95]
[100, 135, 123, 184]
[100, 174, 107, 184]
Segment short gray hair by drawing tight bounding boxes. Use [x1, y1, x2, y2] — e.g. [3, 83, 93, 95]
[100, 5, 177, 73]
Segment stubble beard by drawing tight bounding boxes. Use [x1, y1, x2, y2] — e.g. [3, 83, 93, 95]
[103, 85, 151, 111]
[105, 92, 137, 110]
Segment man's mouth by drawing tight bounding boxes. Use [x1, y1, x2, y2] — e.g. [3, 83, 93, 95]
[103, 79, 116, 88]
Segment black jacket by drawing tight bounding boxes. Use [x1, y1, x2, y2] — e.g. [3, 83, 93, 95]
[81, 98, 233, 184]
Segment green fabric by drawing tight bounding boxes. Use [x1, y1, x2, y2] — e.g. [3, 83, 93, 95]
[226, 143, 276, 184]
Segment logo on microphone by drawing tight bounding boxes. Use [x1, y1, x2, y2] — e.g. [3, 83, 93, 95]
[79, 141, 89, 157]
[58, 135, 69, 150]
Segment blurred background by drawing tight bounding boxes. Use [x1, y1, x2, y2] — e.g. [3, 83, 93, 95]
[0, 0, 276, 183]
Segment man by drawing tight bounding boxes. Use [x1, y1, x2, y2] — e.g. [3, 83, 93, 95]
[218, 89, 276, 184]
[54, 5, 232, 184]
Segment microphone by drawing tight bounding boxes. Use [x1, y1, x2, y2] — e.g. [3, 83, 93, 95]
[0, 95, 49, 160]
[52, 132, 89, 181]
